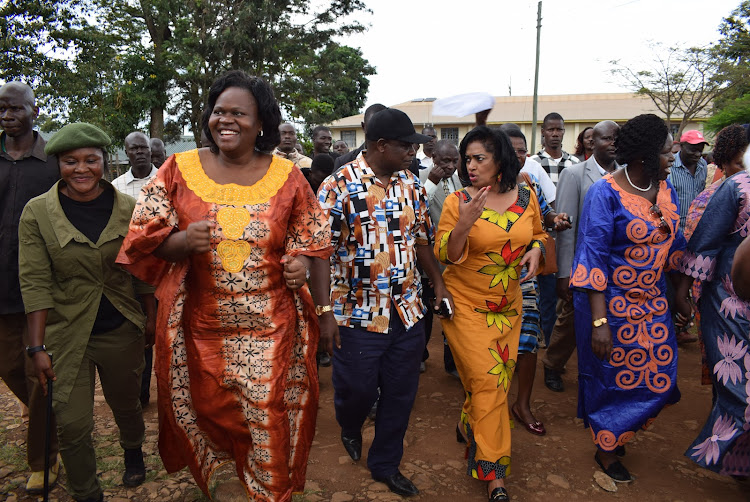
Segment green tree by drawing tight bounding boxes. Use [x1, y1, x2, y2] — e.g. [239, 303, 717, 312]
[0, 0, 156, 146]
[706, 1, 750, 131]
[167, 0, 372, 144]
[281, 42, 375, 131]
[2, 0, 374, 146]
[610, 43, 727, 137]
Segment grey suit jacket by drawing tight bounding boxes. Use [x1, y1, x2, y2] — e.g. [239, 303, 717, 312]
[555, 156, 617, 279]
[418, 169, 462, 229]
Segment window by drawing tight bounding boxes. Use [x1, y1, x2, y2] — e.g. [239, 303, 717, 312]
[340, 130, 356, 148]
[441, 127, 459, 145]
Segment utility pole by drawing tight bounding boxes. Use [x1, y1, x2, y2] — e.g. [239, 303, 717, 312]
[531, 1, 542, 154]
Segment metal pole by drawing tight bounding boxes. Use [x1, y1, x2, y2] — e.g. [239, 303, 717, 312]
[531, 1, 542, 154]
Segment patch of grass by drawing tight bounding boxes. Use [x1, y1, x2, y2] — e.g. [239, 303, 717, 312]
[0, 419, 27, 472]
[184, 485, 211, 501]
[291, 489, 326, 502]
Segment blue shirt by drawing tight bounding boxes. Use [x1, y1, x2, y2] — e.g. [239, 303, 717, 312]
[667, 152, 707, 232]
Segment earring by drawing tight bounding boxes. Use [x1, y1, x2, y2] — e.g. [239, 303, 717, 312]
[258, 130, 264, 137]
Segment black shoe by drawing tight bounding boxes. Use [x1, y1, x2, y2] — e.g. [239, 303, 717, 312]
[614, 445, 626, 458]
[341, 432, 362, 461]
[595, 452, 633, 483]
[122, 447, 146, 487]
[489, 487, 509, 501]
[318, 352, 332, 367]
[544, 367, 564, 392]
[373, 472, 419, 496]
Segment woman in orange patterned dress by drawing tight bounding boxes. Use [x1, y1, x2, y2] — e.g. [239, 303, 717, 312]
[571, 114, 692, 483]
[116, 71, 333, 501]
[435, 126, 546, 502]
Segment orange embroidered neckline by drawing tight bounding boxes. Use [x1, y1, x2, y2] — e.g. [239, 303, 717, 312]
[175, 149, 291, 205]
[605, 174, 670, 222]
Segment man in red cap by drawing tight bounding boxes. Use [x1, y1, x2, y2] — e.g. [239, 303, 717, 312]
[667, 129, 708, 344]
[669, 129, 708, 232]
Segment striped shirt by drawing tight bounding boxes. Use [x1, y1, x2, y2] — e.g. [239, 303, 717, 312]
[531, 150, 579, 185]
[667, 152, 707, 232]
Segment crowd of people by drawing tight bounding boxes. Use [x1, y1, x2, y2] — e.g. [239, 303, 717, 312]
[0, 69, 748, 502]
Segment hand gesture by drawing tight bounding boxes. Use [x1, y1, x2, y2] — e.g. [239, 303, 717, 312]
[432, 284, 456, 320]
[32, 352, 56, 396]
[319, 313, 341, 355]
[457, 186, 489, 227]
[556, 277, 572, 301]
[281, 255, 308, 290]
[427, 163, 452, 185]
[592, 324, 613, 361]
[674, 294, 694, 330]
[144, 313, 156, 348]
[552, 212, 572, 231]
[519, 246, 542, 282]
[186, 221, 215, 254]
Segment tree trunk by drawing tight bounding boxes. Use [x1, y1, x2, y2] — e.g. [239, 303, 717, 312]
[150, 106, 164, 138]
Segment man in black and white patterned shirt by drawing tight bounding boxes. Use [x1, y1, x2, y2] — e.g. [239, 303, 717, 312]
[531, 112, 579, 185]
[531, 113, 579, 348]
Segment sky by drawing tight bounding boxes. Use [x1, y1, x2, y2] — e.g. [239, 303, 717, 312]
[340, 0, 741, 108]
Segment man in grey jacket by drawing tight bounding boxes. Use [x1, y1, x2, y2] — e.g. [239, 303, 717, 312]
[542, 120, 620, 392]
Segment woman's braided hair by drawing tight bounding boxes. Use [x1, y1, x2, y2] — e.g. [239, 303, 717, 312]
[615, 114, 669, 183]
[713, 124, 748, 169]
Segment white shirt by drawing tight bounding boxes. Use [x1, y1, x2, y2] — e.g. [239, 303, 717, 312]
[520, 157, 556, 204]
[111, 165, 159, 199]
[417, 151, 434, 170]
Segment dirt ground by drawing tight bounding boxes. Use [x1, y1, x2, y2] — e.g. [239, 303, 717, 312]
[0, 318, 748, 501]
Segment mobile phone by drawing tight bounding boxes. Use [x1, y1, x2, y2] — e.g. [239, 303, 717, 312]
[437, 298, 453, 317]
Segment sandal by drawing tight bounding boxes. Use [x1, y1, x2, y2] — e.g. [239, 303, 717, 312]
[511, 405, 546, 436]
[489, 486, 509, 501]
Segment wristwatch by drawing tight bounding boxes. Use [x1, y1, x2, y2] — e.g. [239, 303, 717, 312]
[315, 305, 333, 316]
[592, 317, 608, 328]
[25, 345, 47, 357]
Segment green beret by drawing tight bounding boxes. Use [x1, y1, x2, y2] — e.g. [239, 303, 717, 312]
[45, 122, 111, 155]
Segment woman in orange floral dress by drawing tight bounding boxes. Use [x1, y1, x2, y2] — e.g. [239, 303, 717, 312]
[435, 126, 546, 502]
[570, 114, 691, 484]
[117, 71, 333, 501]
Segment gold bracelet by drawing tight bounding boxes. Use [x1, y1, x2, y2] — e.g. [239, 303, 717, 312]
[592, 317, 608, 328]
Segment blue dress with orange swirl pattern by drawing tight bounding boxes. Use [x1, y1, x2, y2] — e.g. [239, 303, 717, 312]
[570, 174, 686, 452]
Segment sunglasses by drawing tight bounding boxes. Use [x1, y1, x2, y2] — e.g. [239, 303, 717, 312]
[650, 205, 672, 235]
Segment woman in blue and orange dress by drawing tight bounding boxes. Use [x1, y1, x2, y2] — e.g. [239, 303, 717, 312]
[436, 126, 546, 502]
[571, 114, 692, 483]
[117, 71, 333, 501]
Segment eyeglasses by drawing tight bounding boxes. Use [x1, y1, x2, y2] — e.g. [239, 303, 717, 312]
[514, 149, 528, 156]
[650, 205, 671, 235]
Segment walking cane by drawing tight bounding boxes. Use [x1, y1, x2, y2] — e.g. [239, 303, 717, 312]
[43, 352, 53, 502]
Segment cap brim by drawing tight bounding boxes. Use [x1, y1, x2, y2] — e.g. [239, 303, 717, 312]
[400, 132, 434, 144]
[683, 140, 709, 145]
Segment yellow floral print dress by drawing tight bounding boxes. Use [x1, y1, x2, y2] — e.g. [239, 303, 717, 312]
[435, 185, 546, 481]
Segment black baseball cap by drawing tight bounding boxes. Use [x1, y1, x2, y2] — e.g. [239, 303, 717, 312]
[365, 108, 433, 143]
